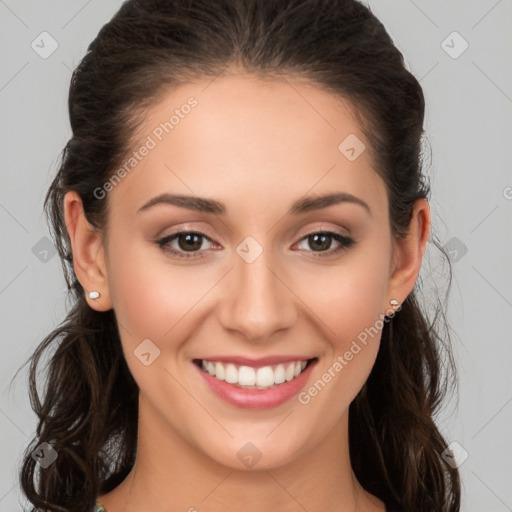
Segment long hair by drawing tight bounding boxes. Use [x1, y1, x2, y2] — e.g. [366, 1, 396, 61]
[16, 1, 460, 510]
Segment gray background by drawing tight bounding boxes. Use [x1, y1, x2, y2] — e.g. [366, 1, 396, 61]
[1, 1, 511, 510]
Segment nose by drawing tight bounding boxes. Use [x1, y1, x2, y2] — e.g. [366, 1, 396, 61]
[217, 248, 297, 343]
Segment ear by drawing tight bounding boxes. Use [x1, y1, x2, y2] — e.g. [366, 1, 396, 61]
[385, 198, 431, 310]
[63, 191, 112, 312]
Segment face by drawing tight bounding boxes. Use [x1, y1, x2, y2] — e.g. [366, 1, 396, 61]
[91, 73, 402, 469]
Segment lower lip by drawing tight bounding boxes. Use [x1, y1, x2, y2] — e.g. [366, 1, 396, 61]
[194, 359, 317, 409]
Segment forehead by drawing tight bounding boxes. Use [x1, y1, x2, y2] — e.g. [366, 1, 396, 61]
[107, 73, 387, 222]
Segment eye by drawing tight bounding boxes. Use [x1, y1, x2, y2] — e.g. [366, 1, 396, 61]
[156, 229, 355, 260]
[295, 231, 355, 257]
[157, 230, 215, 260]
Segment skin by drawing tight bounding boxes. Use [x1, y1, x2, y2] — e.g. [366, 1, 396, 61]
[64, 72, 430, 512]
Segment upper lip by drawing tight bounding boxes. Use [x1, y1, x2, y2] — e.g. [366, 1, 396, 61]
[194, 355, 316, 367]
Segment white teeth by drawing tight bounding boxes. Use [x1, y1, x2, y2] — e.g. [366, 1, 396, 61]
[256, 366, 274, 387]
[285, 363, 295, 382]
[199, 359, 310, 389]
[225, 363, 238, 384]
[214, 362, 225, 381]
[238, 366, 256, 386]
[274, 364, 285, 384]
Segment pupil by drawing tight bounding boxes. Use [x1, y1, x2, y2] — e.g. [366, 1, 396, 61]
[310, 233, 330, 251]
[179, 233, 201, 251]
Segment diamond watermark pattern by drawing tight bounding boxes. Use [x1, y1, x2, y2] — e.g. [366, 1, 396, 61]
[31, 236, 57, 263]
[134, 338, 161, 366]
[441, 441, 469, 468]
[31, 442, 58, 469]
[441, 31, 469, 59]
[31, 31, 59, 59]
[236, 236, 263, 264]
[237, 442, 262, 468]
[443, 236, 468, 263]
[338, 134, 366, 161]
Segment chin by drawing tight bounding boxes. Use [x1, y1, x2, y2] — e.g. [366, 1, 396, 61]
[202, 435, 308, 472]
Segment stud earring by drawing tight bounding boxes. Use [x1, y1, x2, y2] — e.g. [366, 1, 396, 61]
[389, 299, 400, 307]
[89, 291, 100, 300]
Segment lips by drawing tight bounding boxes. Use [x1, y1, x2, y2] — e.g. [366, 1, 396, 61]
[192, 357, 318, 409]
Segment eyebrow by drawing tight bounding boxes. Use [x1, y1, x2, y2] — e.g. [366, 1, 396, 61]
[137, 192, 372, 217]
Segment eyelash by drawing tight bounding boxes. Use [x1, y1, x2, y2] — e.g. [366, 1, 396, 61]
[156, 229, 355, 260]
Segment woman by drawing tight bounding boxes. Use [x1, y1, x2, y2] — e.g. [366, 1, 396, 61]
[18, 0, 460, 511]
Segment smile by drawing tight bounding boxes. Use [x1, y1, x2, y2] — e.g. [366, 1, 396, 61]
[194, 358, 314, 390]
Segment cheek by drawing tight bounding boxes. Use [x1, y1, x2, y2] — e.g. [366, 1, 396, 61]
[105, 240, 213, 392]
[287, 253, 391, 454]
[302, 247, 390, 347]
[108, 254, 162, 341]
[298, 245, 390, 400]
[107, 237, 211, 340]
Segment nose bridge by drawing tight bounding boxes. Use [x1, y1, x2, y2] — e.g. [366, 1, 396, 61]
[218, 241, 296, 341]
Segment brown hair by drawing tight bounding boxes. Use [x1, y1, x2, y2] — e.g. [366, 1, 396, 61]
[16, 1, 460, 510]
